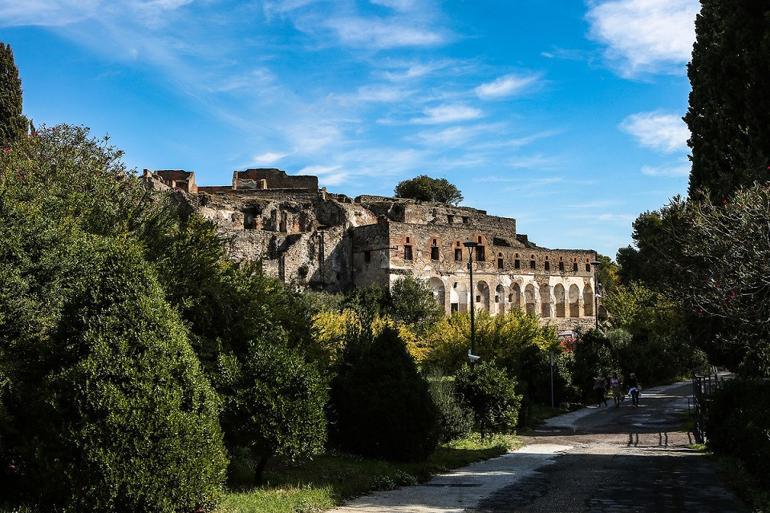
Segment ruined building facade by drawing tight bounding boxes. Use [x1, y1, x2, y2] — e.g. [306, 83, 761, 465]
[145, 168, 598, 331]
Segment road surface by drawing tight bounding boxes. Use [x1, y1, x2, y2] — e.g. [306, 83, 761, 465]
[330, 381, 747, 513]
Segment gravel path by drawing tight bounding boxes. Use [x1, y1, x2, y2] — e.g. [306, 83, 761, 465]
[328, 381, 747, 513]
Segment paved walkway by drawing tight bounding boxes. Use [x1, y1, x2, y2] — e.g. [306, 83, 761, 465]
[327, 381, 747, 513]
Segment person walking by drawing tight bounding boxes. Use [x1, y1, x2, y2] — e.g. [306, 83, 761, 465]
[627, 372, 641, 407]
[610, 373, 622, 407]
[593, 376, 607, 407]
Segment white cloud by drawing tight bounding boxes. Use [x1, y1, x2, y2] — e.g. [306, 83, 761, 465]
[0, 0, 102, 26]
[411, 104, 482, 125]
[369, 0, 418, 12]
[324, 16, 445, 49]
[508, 154, 562, 169]
[416, 123, 503, 146]
[641, 162, 690, 177]
[252, 152, 288, 165]
[474, 73, 540, 100]
[586, 0, 699, 76]
[620, 111, 689, 153]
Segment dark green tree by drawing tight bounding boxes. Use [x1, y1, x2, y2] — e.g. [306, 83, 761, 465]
[330, 327, 439, 461]
[0, 42, 28, 147]
[394, 175, 463, 205]
[454, 360, 521, 437]
[685, 0, 770, 202]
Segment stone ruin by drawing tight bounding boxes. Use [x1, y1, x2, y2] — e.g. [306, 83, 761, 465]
[144, 168, 598, 331]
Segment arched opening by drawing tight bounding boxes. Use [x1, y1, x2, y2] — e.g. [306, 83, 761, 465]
[511, 283, 521, 310]
[540, 283, 551, 317]
[429, 277, 445, 311]
[569, 284, 580, 317]
[583, 284, 594, 317]
[452, 281, 468, 313]
[554, 283, 566, 318]
[496, 284, 505, 314]
[476, 280, 490, 312]
[524, 284, 536, 315]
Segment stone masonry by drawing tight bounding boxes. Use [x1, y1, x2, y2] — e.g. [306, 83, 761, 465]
[145, 168, 597, 331]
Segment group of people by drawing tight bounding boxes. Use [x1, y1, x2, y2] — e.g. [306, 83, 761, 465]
[593, 372, 641, 408]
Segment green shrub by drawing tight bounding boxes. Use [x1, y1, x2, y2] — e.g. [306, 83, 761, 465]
[427, 374, 473, 443]
[0, 236, 228, 512]
[706, 378, 770, 488]
[218, 338, 328, 482]
[330, 327, 439, 461]
[455, 361, 521, 437]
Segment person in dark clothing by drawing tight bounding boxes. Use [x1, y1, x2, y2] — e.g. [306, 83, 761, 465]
[627, 372, 641, 407]
[593, 376, 607, 407]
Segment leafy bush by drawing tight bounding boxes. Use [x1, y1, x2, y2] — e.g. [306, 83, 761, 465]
[218, 338, 328, 482]
[330, 327, 439, 461]
[455, 361, 521, 437]
[705, 378, 770, 487]
[427, 374, 473, 443]
[572, 329, 621, 400]
[0, 236, 227, 512]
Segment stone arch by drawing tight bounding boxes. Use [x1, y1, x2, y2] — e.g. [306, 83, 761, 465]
[510, 283, 521, 310]
[524, 283, 536, 315]
[569, 284, 580, 317]
[429, 277, 446, 312]
[540, 283, 551, 317]
[495, 284, 506, 314]
[583, 284, 594, 317]
[554, 283, 566, 318]
[476, 280, 490, 312]
[452, 281, 468, 313]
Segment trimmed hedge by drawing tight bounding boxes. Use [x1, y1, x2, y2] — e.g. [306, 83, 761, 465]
[706, 378, 770, 486]
[455, 361, 521, 437]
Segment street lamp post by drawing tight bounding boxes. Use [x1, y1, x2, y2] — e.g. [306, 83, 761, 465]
[590, 260, 601, 330]
[464, 241, 479, 362]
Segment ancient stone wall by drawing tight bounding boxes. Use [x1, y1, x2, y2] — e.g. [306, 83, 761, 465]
[233, 168, 318, 191]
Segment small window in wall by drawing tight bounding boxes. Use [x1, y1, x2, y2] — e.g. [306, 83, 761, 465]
[406, 236, 411, 243]
[514, 259, 520, 269]
[508, 293, 514, 302]
[463, 217, 470, 224]
[572, 262, 578, 272]
[404, 245, 413, 260]
[585, 263, 591, 272]
[497, 257, 504, 270]
[451, 303, 459, 313]
[529, 259, 536, 270]
[364, 250, 371, 263]
[495, 295, 500, 303]
[476, 245, 485, 261]
[447, 215, 454, 224]
[455, 248, 463, 261]
[431, 246, 440, 261]
[544, 261, 551, 271]
[476, 295, 481, 302]
[477, 236, 483, 243]
[559, 261, 565, 272]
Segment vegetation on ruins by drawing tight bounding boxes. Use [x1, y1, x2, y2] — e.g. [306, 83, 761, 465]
[394, 174, 464, 205]
[0, 43, 28, 148]
[330, 326, 440, 462]
[685, 0, 770, 202]
[427, 373, 474, 444]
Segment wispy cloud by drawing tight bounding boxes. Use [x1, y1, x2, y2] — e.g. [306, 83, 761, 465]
[508, 154, 563, 170]
[586, 0, 698, 77]
[475, 72, 541, 100]
[620, 111, 689, 153]
[251, 151, 288, 165]
[411, 104, 483, 124]
[641, 161, 690, 177]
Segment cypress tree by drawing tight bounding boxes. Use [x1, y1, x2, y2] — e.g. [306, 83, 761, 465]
[0, 42, 28, 148]
[685, 0, 770, 202]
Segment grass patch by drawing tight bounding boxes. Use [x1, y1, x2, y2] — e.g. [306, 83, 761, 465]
[218, 433, 520, 513]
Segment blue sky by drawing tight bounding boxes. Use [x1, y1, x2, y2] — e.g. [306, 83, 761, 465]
[0, 0, 699, 257]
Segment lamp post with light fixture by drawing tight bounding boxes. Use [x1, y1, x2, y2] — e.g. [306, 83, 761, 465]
[590, 260, 602, 330]
[464, 241, 479, 362]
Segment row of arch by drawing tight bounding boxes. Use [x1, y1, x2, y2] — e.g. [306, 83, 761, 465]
[428, 277, 595, 318]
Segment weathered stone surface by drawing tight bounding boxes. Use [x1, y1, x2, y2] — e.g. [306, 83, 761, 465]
[143, 169, 599, 328]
